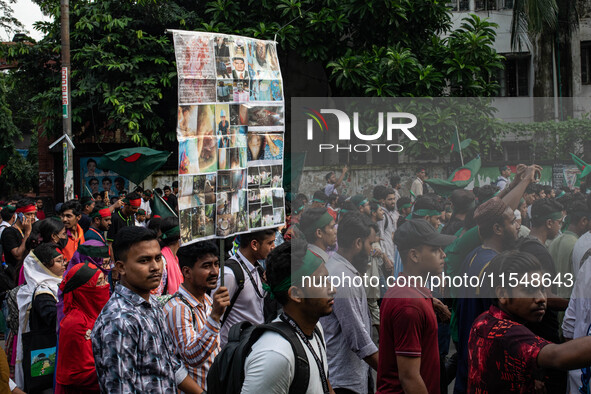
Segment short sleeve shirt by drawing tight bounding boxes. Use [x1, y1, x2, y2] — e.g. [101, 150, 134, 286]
[1, 226, 23, 268]
[377, 277, 440, 394]
[468, 306, 551, 393]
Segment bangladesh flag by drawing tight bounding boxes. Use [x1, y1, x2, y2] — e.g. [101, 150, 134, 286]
[152, 192, 177, 218]
[425, 156, 481, 197]
[570, 153, 591, 179]
[97, 148, 171, 185]
[449, 134, 471, 153]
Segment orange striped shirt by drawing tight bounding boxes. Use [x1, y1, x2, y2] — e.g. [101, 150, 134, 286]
[163, 285, 220, 390]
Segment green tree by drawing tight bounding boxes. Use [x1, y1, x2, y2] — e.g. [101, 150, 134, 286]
[3, 0, 504, 156]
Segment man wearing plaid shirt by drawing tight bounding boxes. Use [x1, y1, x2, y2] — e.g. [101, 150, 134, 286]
[164, 241, 230, 391]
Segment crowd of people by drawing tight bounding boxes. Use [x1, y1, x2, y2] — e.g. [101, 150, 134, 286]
[1, 163, 591, 393]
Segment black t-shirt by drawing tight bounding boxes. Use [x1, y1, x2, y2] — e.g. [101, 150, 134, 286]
[442, 217, 464, 236]
[1, 227, 23, 269]
[518, 236, 560, 343]
[106, 209, 133, 242]
[79, 213, 91, 234]
[164, 194, 178, 211]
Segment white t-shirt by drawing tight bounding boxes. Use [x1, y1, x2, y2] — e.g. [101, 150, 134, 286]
[241, 321, 328, 394]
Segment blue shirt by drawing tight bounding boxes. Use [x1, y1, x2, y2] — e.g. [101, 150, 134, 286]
[91, 284, 188, 393]
[455, 246, 497, 394]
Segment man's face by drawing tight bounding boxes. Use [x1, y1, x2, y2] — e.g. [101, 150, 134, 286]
[124, 203, 139, 216]
[115, 180, 124, 192]
[502, 168, 511, 178]
[547, 216, 563, 240]
[116, 239, 163, 292]
[22, 210, 36, 224]
[417, 170, 426, 180]
[61, 209, 80, 230]
[500, 207, 519, 250]
[143, 194, 151, 202]
[84, 202, 95, 214]
[384, 194, 396, 211]
[415, 245, 446, 275]
[233, 59, 245, 72]
[253, 234, 276, 260]
[90, 180, 99, 192]
[401, 207, 412, 217]
[374, 207, 385, 221]
[256, 42, 267, 62]
[352, 228, 377, 274]
[329, 173, 336, 184]
[300, 263, 336, 318]
[164, 189, 171, 197]
[36, 199, 43, 210]
[98, 216, 111, 231]
[318, 220, 337, 249]
[185, 253, 220, 292]
[136, 214, 146, 223]
[538, 190, 546, 199]
[103, 180, 112, 190]
[426, 214, 441, 230]
[359, 202, 371, 217]
[498, 271, 546, 323]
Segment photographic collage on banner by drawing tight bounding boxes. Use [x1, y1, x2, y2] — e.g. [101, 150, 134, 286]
[173, 31, 285, 244]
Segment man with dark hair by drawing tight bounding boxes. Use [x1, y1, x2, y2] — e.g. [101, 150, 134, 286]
[299, 207, 337, 263]
[163, 185, 178, 212]
[217, 229, 276, 346]
[496, 165, 511, 190]
[411, 194, 444, 230]
[164, 241, 230, 390]
[515, 198, 569, 391]
[320, 212, 379, 394]
[107, 192, 141, 245]
[140, 190, 153, 219]
[241, 239, 336, 393]
[324, 166, 348, 197]
[60, 200, 85, 262]
[172, 181, 179, 196]
[92, 226, 202, 393]
[84, 204, 112, 246]
[378, 219, 455, 393]
[102, 177, 112, 193]
[114, 177, 126, 194]
[350, 194, 371, 216]
[389, 175, 402, 200]
[1, 199, 34, 283]
[549, 199, 591, 292]
[455, 197, 519, 393]
[311, 190, 327, 209]
[378, 188, 398, 268]
[35, 197, 46, 220]
[85, 158, 102, 177]
[88, 177, 100, 194]
[410, 168, 426, 200]
[442, 190, 475, 236]
[78, 196, 95, 233]
[469, 251, 591, 393]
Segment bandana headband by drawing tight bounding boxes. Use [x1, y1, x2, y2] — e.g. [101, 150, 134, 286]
[91, 208, 112, 219]
[16, 205, 36, 214]
[412, 209, 442, 218]
[77, 244, 110, 258]
[533, 211, 563, 221]
[127, 198, 142, 207]
[313, 212, 334, 231]
[263, 249, 324, 298]
[161, 225, 180, 240]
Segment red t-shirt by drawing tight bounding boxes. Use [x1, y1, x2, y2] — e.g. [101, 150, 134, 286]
[468, 305, 551, 393]
[377, 274, 440, 394]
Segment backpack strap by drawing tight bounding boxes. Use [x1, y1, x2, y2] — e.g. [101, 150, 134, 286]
[221, 260, 245, 326]
[169, 293, 198, 327]
[579, 247, 591, 275]
[256, 321, 311, 394]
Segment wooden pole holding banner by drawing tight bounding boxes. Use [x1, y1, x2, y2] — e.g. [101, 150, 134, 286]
[220, 239, 225, 287]
[455, 125, 464, 167]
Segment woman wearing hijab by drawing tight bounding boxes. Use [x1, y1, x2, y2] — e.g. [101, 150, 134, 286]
[15, 243, 66, 390]
[56, 240, 111, 329]
[56, 263, 109, 393]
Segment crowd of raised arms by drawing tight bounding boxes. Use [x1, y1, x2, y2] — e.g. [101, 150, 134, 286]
[2, 164, 591, 393]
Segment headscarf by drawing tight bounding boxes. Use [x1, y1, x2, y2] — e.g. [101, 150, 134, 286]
[56, 263, 109, 389]
[60, 263, 109, 320]
[15, 250, 63, 387]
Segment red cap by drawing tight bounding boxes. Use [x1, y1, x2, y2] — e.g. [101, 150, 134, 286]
[99, 208, 111, 218]
[129, 198, 141, 208]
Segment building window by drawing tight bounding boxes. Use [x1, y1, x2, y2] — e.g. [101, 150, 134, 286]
[504, 142, 531, 161]
[581, 41, 591, 85]
[497, 54, 530, 97]
[447, 0, 469, 11]
[475, 0, 497, 10]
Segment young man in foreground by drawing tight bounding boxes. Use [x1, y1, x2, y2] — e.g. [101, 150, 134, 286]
[92, 226, 202, 393]
[468, 250, 591, 393]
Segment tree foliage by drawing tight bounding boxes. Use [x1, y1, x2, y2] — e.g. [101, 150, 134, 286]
[3, 0, 504, 157]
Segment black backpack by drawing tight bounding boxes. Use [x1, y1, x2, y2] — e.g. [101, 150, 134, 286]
[207, 320, 322, 394]
[221, 260, 280, 325]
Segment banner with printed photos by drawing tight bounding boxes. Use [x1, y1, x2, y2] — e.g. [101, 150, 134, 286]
[172, 30, 286, 245]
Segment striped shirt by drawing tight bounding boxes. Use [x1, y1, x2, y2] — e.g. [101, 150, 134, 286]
[163, 285, 221, 390]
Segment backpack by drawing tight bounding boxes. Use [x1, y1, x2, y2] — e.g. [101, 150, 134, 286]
[221, 260, 280, 325]
[207, 320, 322, 394]
[6, 284, 22, 333]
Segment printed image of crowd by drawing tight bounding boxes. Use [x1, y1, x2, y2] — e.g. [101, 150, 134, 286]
[81, 157, 130, 197]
